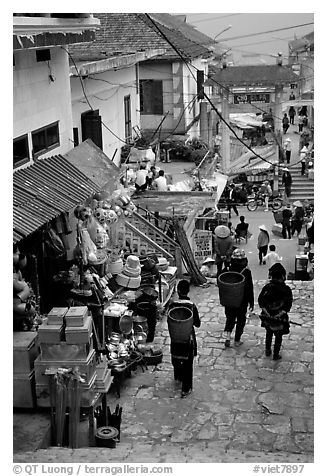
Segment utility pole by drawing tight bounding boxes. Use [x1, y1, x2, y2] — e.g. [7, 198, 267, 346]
[221, 90, 230, 173]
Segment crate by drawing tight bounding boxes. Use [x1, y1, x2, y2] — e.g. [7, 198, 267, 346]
[34, 349, 97, 386]
[65, 315, 93, 344]
[40, 341, 93, 361]
[65, 306, 88, 327]
[13, 332, 40, 374]
[13, 370, 36, 408]
[47, 307, 69, 325]
[36, 373, 97, 408]
[37, 322, 64, 344]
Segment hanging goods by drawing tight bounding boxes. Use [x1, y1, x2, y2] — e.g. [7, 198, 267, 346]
[217, 272, 245, 308]
[167, 306, 193, 343]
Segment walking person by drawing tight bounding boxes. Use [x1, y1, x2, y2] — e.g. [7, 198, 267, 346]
[213, 225, 234, 276]
[298, 114, 304, 133]
[283, 138, 292, 164]
[226, 183, 239, 218]
[291, 201, 305, 237]
[282, 113, 290, 134]
[223, 249, 254, 348]
[235, 215, 249, 241]
[281, 168, 292, 198]
[258, 263, 293, 360]
[260, 180, 272, 211]
[168, 279, 201, 398]
[257, 225, 270, 265]
[288, 106, 296, 125]
[281, 203, 293, 239]
[300, 143, 309, 176]
[263, 244, 282, 271]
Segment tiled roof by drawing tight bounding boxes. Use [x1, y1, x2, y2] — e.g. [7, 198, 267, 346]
[207, 64, 300, 87]
[149, 13, 214, 46]
[68, 13, 211, 63]
[13, 155, 101, 243]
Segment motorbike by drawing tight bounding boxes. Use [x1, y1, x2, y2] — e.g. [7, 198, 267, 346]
[247, 192, 283, 212]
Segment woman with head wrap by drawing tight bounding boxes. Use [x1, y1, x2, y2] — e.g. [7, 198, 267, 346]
[258, 263, 293, 360]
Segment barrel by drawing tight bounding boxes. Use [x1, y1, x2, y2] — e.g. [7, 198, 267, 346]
[167, 306, 193, 343]
[217, 271, 245, 308]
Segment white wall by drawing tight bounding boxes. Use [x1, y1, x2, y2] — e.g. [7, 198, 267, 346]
[139, 61, 174, 132]
[71, 65, 140, 166]
[13, 47, 74, 166]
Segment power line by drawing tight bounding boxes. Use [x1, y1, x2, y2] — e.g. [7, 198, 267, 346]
[144, 14, 281, 170]
[186, 13, 245, 24]
[221, 22, 314, 42]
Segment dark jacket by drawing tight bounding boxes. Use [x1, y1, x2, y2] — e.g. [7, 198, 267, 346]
[258, 280, 293, 334]
[282, 172, 292, 187]
[282, 207, 292, 225]
[168, 295, 201, 359]
[227, 258, 254, 310]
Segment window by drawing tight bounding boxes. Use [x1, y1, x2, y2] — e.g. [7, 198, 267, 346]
[36, 49, 51, 62]
[124, 95, 132, 142]
[13, 134, 29, 168]
[140, 80, 163, 114]
[32, 121, 60, 156]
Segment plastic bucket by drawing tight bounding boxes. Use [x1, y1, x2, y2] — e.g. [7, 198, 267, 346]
[217, 271, 245, 308]
[167, 306, 193, 343]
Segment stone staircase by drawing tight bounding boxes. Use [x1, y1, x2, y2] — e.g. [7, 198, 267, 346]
[279, 163, 314, 202]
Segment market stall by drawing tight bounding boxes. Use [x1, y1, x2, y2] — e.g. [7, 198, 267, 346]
[13, 146, 175, 448]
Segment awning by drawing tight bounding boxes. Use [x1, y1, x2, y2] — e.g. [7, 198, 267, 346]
[13, 154, 101, 243]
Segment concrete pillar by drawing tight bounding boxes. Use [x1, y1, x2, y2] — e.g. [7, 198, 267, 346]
[200, 101, 208, 142]
[221, 92, 230, 173]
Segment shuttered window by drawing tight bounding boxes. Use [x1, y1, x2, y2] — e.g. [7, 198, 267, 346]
[13, 134, 29, 168]
[140, 80, 163, 115]
[32, 121, 59, 157]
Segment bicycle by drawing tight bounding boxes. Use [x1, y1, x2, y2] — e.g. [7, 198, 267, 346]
[246, 192, 283, 212]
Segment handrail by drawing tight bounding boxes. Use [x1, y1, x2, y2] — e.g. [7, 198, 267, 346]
[124, 221, 174, 261]
[131, 211, 179, 249]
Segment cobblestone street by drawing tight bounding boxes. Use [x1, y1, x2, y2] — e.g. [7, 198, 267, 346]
[14, 279, 314, 463]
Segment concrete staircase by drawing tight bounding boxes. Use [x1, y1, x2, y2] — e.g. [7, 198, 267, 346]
[279, 163, 314, 202]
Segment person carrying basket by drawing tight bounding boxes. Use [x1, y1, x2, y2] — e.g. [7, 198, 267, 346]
[167, 280, 201, 398]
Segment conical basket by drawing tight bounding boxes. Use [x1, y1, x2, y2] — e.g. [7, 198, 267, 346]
[217, 271, 245, 308]
[167, 306, 193, 343]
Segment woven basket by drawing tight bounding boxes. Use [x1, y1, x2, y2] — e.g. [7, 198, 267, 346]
[217, 271, 245, 308]
[167, 306, 193, 343]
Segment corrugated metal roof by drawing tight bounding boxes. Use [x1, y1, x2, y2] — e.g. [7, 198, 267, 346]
[13, 154, 101, 243]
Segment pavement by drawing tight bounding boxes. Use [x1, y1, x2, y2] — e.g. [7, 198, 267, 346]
[13, 277, 314, 464]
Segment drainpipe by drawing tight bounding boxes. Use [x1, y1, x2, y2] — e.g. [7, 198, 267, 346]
[200, 102, 208, 142]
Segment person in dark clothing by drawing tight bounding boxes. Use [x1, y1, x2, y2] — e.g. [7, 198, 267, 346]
[235, 215, 249, 241]
[258, 263, 293, 360]
[289, 92, 295, 101]
[223, 249, 254, 348]
[168, 280, 201, 398]
[288, 106, 296, 125]
[282, 113, 290, 134]
[281, 168, 292, 198]
[282, 204, 292, 239]
[306, 219, 314, 247]
[291, 203, 305, 236]
[226, 183, 239, 217]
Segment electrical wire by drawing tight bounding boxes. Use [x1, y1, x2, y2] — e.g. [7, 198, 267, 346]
[61, 46, 130, 145]
[220, 22, 314, 42]
[144, 14, 287, 170]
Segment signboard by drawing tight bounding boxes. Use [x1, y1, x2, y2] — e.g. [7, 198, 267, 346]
[193, 230, 213, 266]
[234, 93, 270, 104]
